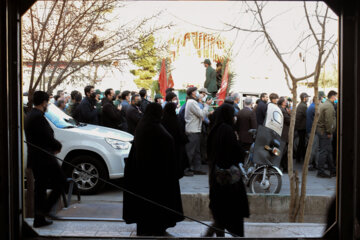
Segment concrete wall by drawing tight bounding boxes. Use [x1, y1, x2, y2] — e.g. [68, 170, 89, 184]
[181, 193, 333, 223]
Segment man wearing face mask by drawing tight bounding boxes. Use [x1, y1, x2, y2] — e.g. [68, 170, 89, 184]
[101, 88, 127, 131]
[126, 94, 144, 135]
[165, 92, 178, 107]
[154, 94, 164, 105]
[198, 88, 211, 164]
[77, 85, 99, 125]
[316, 90, 337, 178]
[25, 91, 66, 228]
[198, 88, 210, 125]
[184, 87, 212, 175]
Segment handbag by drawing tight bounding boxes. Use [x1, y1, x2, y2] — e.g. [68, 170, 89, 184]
[215, 165, 241, 185]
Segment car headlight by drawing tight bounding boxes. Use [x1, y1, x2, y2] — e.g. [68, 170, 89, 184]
[105, 138, 130, 150]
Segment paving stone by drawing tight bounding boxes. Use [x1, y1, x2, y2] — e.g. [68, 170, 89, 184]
[24, 219, 326, 238]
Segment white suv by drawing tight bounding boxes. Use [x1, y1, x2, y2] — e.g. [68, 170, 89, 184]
[24, 103, 133, 194]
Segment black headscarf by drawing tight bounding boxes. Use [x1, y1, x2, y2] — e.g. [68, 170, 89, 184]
[141, 102, 163, 124]
[163, 102, 177, 119]
[162, 102, 182, 142]
[212, 103, 235, 129]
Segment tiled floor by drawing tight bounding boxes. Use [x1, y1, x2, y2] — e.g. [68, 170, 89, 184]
[25, 218, 325, 238]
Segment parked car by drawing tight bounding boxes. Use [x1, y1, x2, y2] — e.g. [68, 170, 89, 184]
[24, 103, 133, 194]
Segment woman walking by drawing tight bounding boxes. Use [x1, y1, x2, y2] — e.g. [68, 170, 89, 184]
[123, 103, 184, 236]
[204, 103, 249, 237]
[162, 102, 189, 179]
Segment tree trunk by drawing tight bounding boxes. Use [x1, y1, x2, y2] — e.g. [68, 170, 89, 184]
[298, 81, 321, 222]
[27, 88, 35, 109]
[288, 80, 300, 222]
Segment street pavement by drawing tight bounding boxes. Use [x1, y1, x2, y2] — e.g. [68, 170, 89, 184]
[25, 218, 326, 238]
[76, 162, 336, 204]
[31, 162, 334, 238]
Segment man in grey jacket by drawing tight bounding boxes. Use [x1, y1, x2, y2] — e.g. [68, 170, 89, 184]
[184, 87, 212, 176]
[316, 90, 337, 178]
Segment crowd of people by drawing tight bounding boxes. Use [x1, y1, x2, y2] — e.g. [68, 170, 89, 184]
[25, 58, 337, 235]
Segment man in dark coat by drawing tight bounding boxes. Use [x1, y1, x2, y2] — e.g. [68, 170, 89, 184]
[236, 97, 257, 151]
[25, 91, 66, 228]
[101, 88, 126, 131]
[71, 92, 82, 121]
[205, 103, 249, 237]
[77, 85, 99, 125]
[295, 92, 309, 162]
[123, 103, 184, 236]
[126, 94, 143, 135]
[278, 97, 291, 172]
[139, 88, 151, 113]
[255, 93, 268, 126]
[203, 59, 218, 97]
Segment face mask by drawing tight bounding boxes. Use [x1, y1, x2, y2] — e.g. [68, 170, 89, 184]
[195, 91, 200, 99]
[90, 92, 96, 99]
[135, 101, 141, 106]
[112, 96, 116, 101]
[321, 98, 326, 103]
[334, 99, 338, 104]
[160, 99, 164, 104]
[50, 98, 55, 104]
[211, 101, 214, 105]
[202, 96, 207, 102]
[172, 100, 178, 105]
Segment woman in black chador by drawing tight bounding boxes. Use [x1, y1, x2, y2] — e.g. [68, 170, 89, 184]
[161, 102, 189, 179]
[123, 103, 184, 236]
[205, 103, 250, 237]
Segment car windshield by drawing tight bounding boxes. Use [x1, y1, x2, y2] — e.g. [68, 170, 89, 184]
[45, 103, 79, 129]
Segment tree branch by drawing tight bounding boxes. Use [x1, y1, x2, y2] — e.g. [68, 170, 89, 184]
[304, 1, 320, 48]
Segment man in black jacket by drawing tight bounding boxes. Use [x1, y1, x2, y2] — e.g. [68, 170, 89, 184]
[101, 88, 127, 130]
[77, 85, 99, 125]
[126, 94, 144, 135]
[295, 92, 309, 162]
[25, 91, 66, 228]
[255, 93, 268, 126]
[139, 88, 151, 113]
[236, 97, 257, 151]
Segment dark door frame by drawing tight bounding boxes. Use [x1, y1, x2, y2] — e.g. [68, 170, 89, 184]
[0, 0, 358, 239]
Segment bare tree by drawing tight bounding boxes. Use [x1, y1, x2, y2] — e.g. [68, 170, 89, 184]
[22, 0, 171, 106]
[226, 1, 338, 222]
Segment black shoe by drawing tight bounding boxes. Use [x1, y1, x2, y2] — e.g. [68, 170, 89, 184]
[184, 170, 194, 177]
[33, 218, 53, 228]
[202, 227, 215, 237]
[308, 166, 316, 171]
[193, 170, 207, 175]
[317, 172, 331, 178]
[161, 232, 176, 237]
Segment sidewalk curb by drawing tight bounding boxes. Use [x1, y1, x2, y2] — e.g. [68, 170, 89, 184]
[181, 193, 333, 223]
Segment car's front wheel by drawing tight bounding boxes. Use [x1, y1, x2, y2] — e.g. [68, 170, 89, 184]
[65, 155, 107, 195]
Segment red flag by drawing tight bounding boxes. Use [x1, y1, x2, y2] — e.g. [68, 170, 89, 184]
[168, 74, 174, 88]
[159, 59, 167, 98]
[217, 62, 229, 106]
